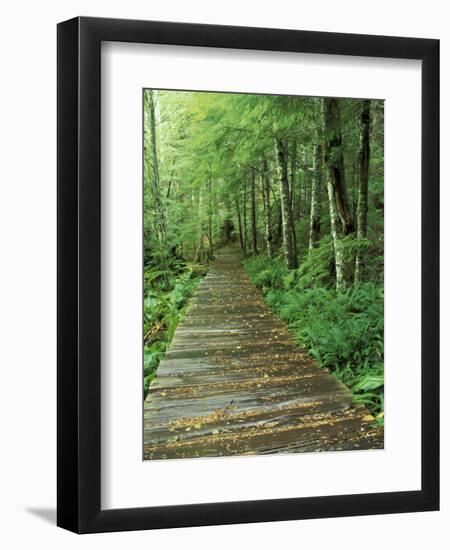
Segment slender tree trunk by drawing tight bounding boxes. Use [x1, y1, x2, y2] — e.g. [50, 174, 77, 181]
[354, 100, 371, 283]
[288, 149, 298, 257]
[197, 187, 204, 262]
[303, 147, 309, 216]
[261, 156, 273, 258]
[166, 161, 176, 199]
[250, 168, 258, 255]
[243, 180, 248, 254]
[297, 173, 302, 220]
[276, 202, 283, 247]
[291, 209, 298, 258]
[351, 159, 357, 218]
[208, 176, 214, 259]
[191, 191, 197, 261]
[309, 144, 322, 251]
[276, 138, 298, 269]
[299, 146, 307, 218]
[290, 142, 297, 214]
[235, 196, 245, 252]
[146, 90, 167, 246]
[305, 149, 312, 219]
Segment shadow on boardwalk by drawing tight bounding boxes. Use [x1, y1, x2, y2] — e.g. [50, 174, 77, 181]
[144, 252, 383, 459]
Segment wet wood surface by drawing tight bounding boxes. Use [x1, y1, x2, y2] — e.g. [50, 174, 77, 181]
[144, 252, 383, 459]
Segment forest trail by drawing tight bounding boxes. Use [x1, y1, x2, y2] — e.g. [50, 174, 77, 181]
[144, 251, 383, 459]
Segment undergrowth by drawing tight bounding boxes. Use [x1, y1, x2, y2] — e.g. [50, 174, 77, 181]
[243, 243, 384, 421]
[143, 263, 205, 397]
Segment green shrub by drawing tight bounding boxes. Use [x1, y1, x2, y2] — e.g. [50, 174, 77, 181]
[243, 254, 288, 291]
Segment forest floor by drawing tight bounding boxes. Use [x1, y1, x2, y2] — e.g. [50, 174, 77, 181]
[143, 250, 383, 459]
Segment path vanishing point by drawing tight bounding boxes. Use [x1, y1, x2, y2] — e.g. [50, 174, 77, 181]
[144, 252, 383, 459]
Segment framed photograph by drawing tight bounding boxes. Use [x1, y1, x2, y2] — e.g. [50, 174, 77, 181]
[57, 16, 439, 533]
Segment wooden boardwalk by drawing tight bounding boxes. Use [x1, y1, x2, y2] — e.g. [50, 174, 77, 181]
[144, 252, 383, 460]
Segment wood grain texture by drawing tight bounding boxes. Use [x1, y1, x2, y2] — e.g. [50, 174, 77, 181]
[144, 252, 383, 459]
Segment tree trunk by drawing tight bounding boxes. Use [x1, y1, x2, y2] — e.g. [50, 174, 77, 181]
[145, 90, 167, 246]
[197, 187, 204, 262]
[309, 143, 322, 251]
[191, 191, 197, 260]
[243, 180, 248, 254]
[303, 147, 309, 217]
[351, 158, 357, 218]
[299, 146, 307, 219]
[288, 148, 298, 258]
[326, 172, 346, 290]
[276, 138, 298, 269]
[322, 98, 354, 288]
[290, 142, 297, 214]
[276, 202, 283, 248]
[235, 196, 245, 252]
[166, 161, 176, 199]
[208, 176, 214, 259]
[354, 100, 371, 283]
[322, 98, 354, 236]
[250, 168, 258, 255]
[261, 156, 273, 258]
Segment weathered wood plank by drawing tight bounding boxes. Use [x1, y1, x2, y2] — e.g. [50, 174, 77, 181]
[144, 251, 383, 460]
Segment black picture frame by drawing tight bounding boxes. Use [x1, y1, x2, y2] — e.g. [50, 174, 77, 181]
[57, 16, 439, 533]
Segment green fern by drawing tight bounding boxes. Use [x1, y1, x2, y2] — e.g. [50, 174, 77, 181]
[244, 254, 384, 417]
